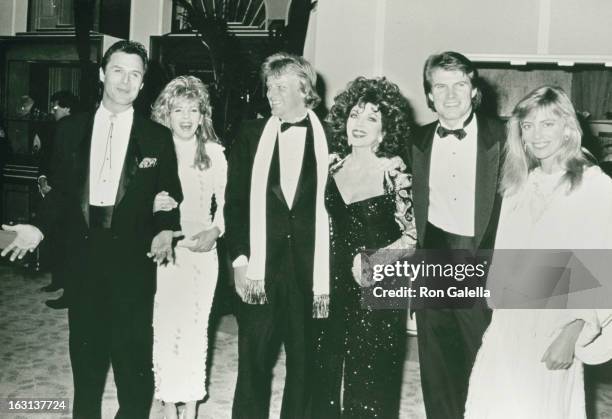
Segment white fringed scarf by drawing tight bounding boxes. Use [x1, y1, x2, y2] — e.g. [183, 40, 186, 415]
[244, 110, 330, 318]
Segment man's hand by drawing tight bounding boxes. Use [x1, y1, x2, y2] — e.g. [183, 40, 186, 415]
[1, 224, 44, 262]
[153, 191, 178, 213]
[147, 230, 174, 265]
[183, 227, 220, 252]
[38, 177, 52, 196]
[233, 264, 248, 301]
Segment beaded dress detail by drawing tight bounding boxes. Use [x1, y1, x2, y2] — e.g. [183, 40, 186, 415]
[152, 139, 227, 402]
[312, 156, 416, 418]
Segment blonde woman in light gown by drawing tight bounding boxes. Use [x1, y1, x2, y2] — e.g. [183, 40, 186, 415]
[150, 76, 227, 419]
[464, 86, 612, 419]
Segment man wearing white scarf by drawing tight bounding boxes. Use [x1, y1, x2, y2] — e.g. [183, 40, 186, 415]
[225, 52, 330, 419]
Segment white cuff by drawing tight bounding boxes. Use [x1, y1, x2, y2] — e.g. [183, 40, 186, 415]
[212, 221, 225, 237]
[232, 255, 248, 267]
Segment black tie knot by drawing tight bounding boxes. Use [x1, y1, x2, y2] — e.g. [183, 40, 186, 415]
[280, 116, 309, 132]
[436, 112, 474, 140]
[437, 125, 467, 140]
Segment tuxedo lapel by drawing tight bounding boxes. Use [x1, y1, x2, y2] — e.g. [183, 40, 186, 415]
[114, 114, 141, 208]
[290, 124, 315, 209]
[474, 116, 501, 247]
[268, 139, 290, 208]
[271, 184, 288, 208]
[412, 123, 436, 245]
[76, 112, 96, 227]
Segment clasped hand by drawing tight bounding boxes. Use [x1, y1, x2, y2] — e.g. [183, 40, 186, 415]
[148, 191, 180, 264]
[147, 230, 175, 265]
[179, 227, 220, 253]
[153, 191, 178, 212]
[153, 190, 219, 253]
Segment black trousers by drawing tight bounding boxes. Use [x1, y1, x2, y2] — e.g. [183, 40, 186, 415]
[416, 308, 490, 419]
[232, 264, 315, 419]
[68, 229, 154, 419]
[416, 222, 491, 419]
[45, 226, 68, 288]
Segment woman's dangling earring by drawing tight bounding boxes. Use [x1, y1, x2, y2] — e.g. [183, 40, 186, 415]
[373, 136, 383, 152]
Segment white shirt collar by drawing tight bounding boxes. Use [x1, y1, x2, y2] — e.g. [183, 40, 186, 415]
[438, 110, 475, 131]
[279, 112, 309, 124]
[97, 104, 134, 121]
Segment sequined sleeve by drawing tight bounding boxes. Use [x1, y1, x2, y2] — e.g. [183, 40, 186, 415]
[384, 166, 417, 249]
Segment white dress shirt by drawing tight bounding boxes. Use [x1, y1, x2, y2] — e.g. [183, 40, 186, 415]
[89, 105, 134, 206]
[278, 125, 307, 208]
[232, 120, 307, 267]
[428, 115, 477, 236]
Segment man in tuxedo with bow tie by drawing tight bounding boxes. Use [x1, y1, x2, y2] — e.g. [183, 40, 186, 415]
[225, 52, 330, 419]
[406, 51, 505, 419]
[2, 40, 182, 419]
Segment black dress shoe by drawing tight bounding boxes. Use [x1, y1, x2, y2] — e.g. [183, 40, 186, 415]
[40, 284, 62, 292]
[45, 296, 68, 309]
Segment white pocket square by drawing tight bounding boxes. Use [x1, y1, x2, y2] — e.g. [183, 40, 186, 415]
[139, 157, 157, 168]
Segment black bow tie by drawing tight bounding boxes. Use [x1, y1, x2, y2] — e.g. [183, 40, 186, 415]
[280, 116, 309, 132]
[437, 125, 467, 140]
[436, 112, 474, 140]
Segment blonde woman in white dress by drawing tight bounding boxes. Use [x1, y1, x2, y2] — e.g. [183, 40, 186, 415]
[464, 86, 612, 419]
[150, 76, 227, 419]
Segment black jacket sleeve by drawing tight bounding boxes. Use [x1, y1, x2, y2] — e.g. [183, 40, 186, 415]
[33, 118, 72, 237]
[153, 126, 183, 234]
[224, 122, 256, 261]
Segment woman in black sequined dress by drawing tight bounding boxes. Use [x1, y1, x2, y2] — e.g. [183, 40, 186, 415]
[312, 77, 416, 419]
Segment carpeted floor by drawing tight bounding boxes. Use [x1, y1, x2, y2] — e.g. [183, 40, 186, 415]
[1, 266, 611, 419]
[0, 267, 426, 419]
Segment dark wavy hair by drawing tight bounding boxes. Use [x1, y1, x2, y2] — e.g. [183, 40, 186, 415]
[100, 40, 148, 74]
[50, 90, 78, 111]
[326, 77, 411, 159]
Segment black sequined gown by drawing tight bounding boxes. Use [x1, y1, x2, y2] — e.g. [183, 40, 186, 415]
[312, 178, 408, 419]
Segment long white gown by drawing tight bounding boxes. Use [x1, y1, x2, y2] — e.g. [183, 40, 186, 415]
[152, 139, 227, 402]
[465, 166, 612, 419]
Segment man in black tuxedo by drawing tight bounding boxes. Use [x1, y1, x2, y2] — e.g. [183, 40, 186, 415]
[225, 52, 330, 419]
[38, 90, 79, 196]
[2, 40, 182, 419]
[407, 51, 505, 419]
[38, 90, 79, 308]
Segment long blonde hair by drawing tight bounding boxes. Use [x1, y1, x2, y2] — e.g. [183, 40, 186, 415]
[500, 85, 591, 196]
[151, 76, 220, 170]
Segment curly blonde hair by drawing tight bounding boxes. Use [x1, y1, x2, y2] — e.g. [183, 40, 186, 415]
[151, 75, 220, 170]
